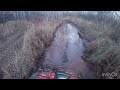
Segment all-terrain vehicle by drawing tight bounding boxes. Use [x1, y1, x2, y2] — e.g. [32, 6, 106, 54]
[30, 64, 81, 79]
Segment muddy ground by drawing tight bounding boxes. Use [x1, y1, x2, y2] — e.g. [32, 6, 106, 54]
[43, 22, 96, 79]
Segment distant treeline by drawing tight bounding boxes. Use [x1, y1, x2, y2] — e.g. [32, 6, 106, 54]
[0, 11, 82, 23]
[0, 11, 119, 24]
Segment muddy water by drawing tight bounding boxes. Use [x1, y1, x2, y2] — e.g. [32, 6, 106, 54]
[43, 23, 95, 79]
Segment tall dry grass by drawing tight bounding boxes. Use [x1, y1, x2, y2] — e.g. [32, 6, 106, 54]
[1, 15, 120, 79]
[0, 19, 62, 79]
[66, 16, 120, 79]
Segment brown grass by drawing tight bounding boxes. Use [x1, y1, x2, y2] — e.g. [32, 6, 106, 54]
[66, 16, 120, 79]
[1, 16, 120, 79]
[59, 16, 120, 79]
[0, 19, 62, 79]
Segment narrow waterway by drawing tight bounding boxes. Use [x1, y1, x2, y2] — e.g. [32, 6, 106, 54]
[43, 22, 95, 79]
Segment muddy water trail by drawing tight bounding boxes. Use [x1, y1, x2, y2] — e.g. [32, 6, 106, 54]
[43, 23, 95, 79]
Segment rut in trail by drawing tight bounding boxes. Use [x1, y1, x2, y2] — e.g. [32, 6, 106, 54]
[43, 22, 96, 79]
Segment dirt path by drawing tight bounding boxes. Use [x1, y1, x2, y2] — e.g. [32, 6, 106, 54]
[43, 22, 96, 79]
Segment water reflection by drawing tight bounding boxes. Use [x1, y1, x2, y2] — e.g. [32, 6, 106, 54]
[43, 23, 95, 78]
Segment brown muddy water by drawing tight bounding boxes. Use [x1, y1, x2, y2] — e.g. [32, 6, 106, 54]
[43, 23, 95, 79]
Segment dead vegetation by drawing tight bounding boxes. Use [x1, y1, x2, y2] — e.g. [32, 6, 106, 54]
[0, 19, 62, 79]
[0, 12, 120, 79]
[65, 16, 120, 79]
[57, 16, 120, 79]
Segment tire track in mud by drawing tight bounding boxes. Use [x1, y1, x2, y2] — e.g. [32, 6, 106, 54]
[62, 41, 69, 63]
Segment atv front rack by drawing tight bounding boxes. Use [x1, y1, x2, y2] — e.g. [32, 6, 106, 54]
[31, 64, 81, 79]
